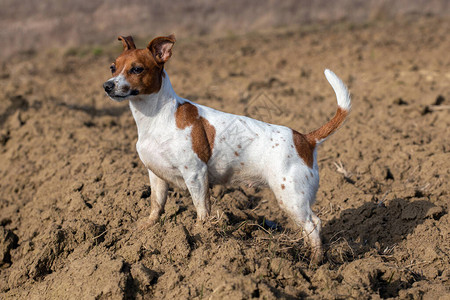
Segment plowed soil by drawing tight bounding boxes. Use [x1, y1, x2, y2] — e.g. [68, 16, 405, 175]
[1, 16, 449, 299]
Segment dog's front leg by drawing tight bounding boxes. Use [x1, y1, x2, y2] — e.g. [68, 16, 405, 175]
[183, 166, 210, 222]
[142, 170, 169, 228]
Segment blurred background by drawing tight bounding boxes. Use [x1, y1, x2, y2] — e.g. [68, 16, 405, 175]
[1, 0, 449, 60]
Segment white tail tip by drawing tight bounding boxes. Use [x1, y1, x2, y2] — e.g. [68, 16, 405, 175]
[324, 69, 351, 111]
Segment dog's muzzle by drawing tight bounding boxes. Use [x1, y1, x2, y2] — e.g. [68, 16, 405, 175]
[103, 80, 139, 100]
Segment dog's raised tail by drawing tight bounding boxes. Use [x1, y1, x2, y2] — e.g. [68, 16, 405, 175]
[306, 69, 351, 145]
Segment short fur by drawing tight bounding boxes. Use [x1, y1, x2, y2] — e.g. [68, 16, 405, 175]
[103, 35, 351, 264]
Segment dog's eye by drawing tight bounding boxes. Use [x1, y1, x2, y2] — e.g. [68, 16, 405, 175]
[130, 66, 144, 74]
[110, 64, 116, 73]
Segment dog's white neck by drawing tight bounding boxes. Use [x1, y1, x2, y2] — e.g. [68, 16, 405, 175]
[129, 70, 180, 137]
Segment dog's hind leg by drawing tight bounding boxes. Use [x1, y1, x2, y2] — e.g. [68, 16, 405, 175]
[304, 210, 323, 265]
[183, 166, 211, 222]
[269, 174, 323, 264]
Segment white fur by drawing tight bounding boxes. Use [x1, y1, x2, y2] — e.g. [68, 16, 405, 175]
[324, 69, 351, 111]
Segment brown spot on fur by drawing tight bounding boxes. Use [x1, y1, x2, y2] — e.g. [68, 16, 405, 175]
[281, 184, 285, 190]
[275, 143, 279, 147]
[237, 144, 242, 149]
[184, 166, 188, 169]
[292, 129, 315, 168]
[240, 162, 245, 166]
[283, 177, 286, 181]
[175, 102, 216, 163]
[234, 151, 239, 156]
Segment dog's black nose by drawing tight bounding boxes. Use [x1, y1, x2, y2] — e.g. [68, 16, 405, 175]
[103, 81, 115, 93]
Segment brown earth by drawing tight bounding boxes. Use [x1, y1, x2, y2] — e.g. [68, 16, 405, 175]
[0, 16, 449, 299]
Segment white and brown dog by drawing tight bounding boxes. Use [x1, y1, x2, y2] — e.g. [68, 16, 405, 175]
[103, 35, 351, 263]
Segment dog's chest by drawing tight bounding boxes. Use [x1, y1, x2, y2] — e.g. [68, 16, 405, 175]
[132, 103, 188, 186]
[136, 132, 186, 185]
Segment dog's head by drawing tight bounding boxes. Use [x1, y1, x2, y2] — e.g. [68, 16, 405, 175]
[103, 34, 175, 101]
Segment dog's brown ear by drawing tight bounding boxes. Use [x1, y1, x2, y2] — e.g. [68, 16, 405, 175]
[147, 34, 176, 64]
[118, 36, 136, 51]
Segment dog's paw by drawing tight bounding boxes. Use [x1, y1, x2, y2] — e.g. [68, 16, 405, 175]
[136, 216, 159, 231]
[309, 248, 324, 267]
[195, 215, 212, 227]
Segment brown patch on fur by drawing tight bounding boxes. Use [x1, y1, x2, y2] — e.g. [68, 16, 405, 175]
[292, 107, 348, 168]
[234, 151, 239, 156]
[292, 130, 315, 168]
[175, 102, 216, 163]
[113, 48, 164, 95]
[306, 107, 348, 143]
[240, 162, 245, 166]
[281, 184, 285, 190]
[283, 177, 286, 181]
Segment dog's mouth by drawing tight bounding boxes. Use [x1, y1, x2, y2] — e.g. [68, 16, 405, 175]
[107, 89, 140, 101]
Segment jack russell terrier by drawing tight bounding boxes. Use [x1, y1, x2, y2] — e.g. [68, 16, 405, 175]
[103, 35, 351, 264]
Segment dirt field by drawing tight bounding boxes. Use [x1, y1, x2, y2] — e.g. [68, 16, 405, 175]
[0, 16, 449, 299]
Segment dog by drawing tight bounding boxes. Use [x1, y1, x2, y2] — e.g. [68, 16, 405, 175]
[103, 35, 351, 264]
